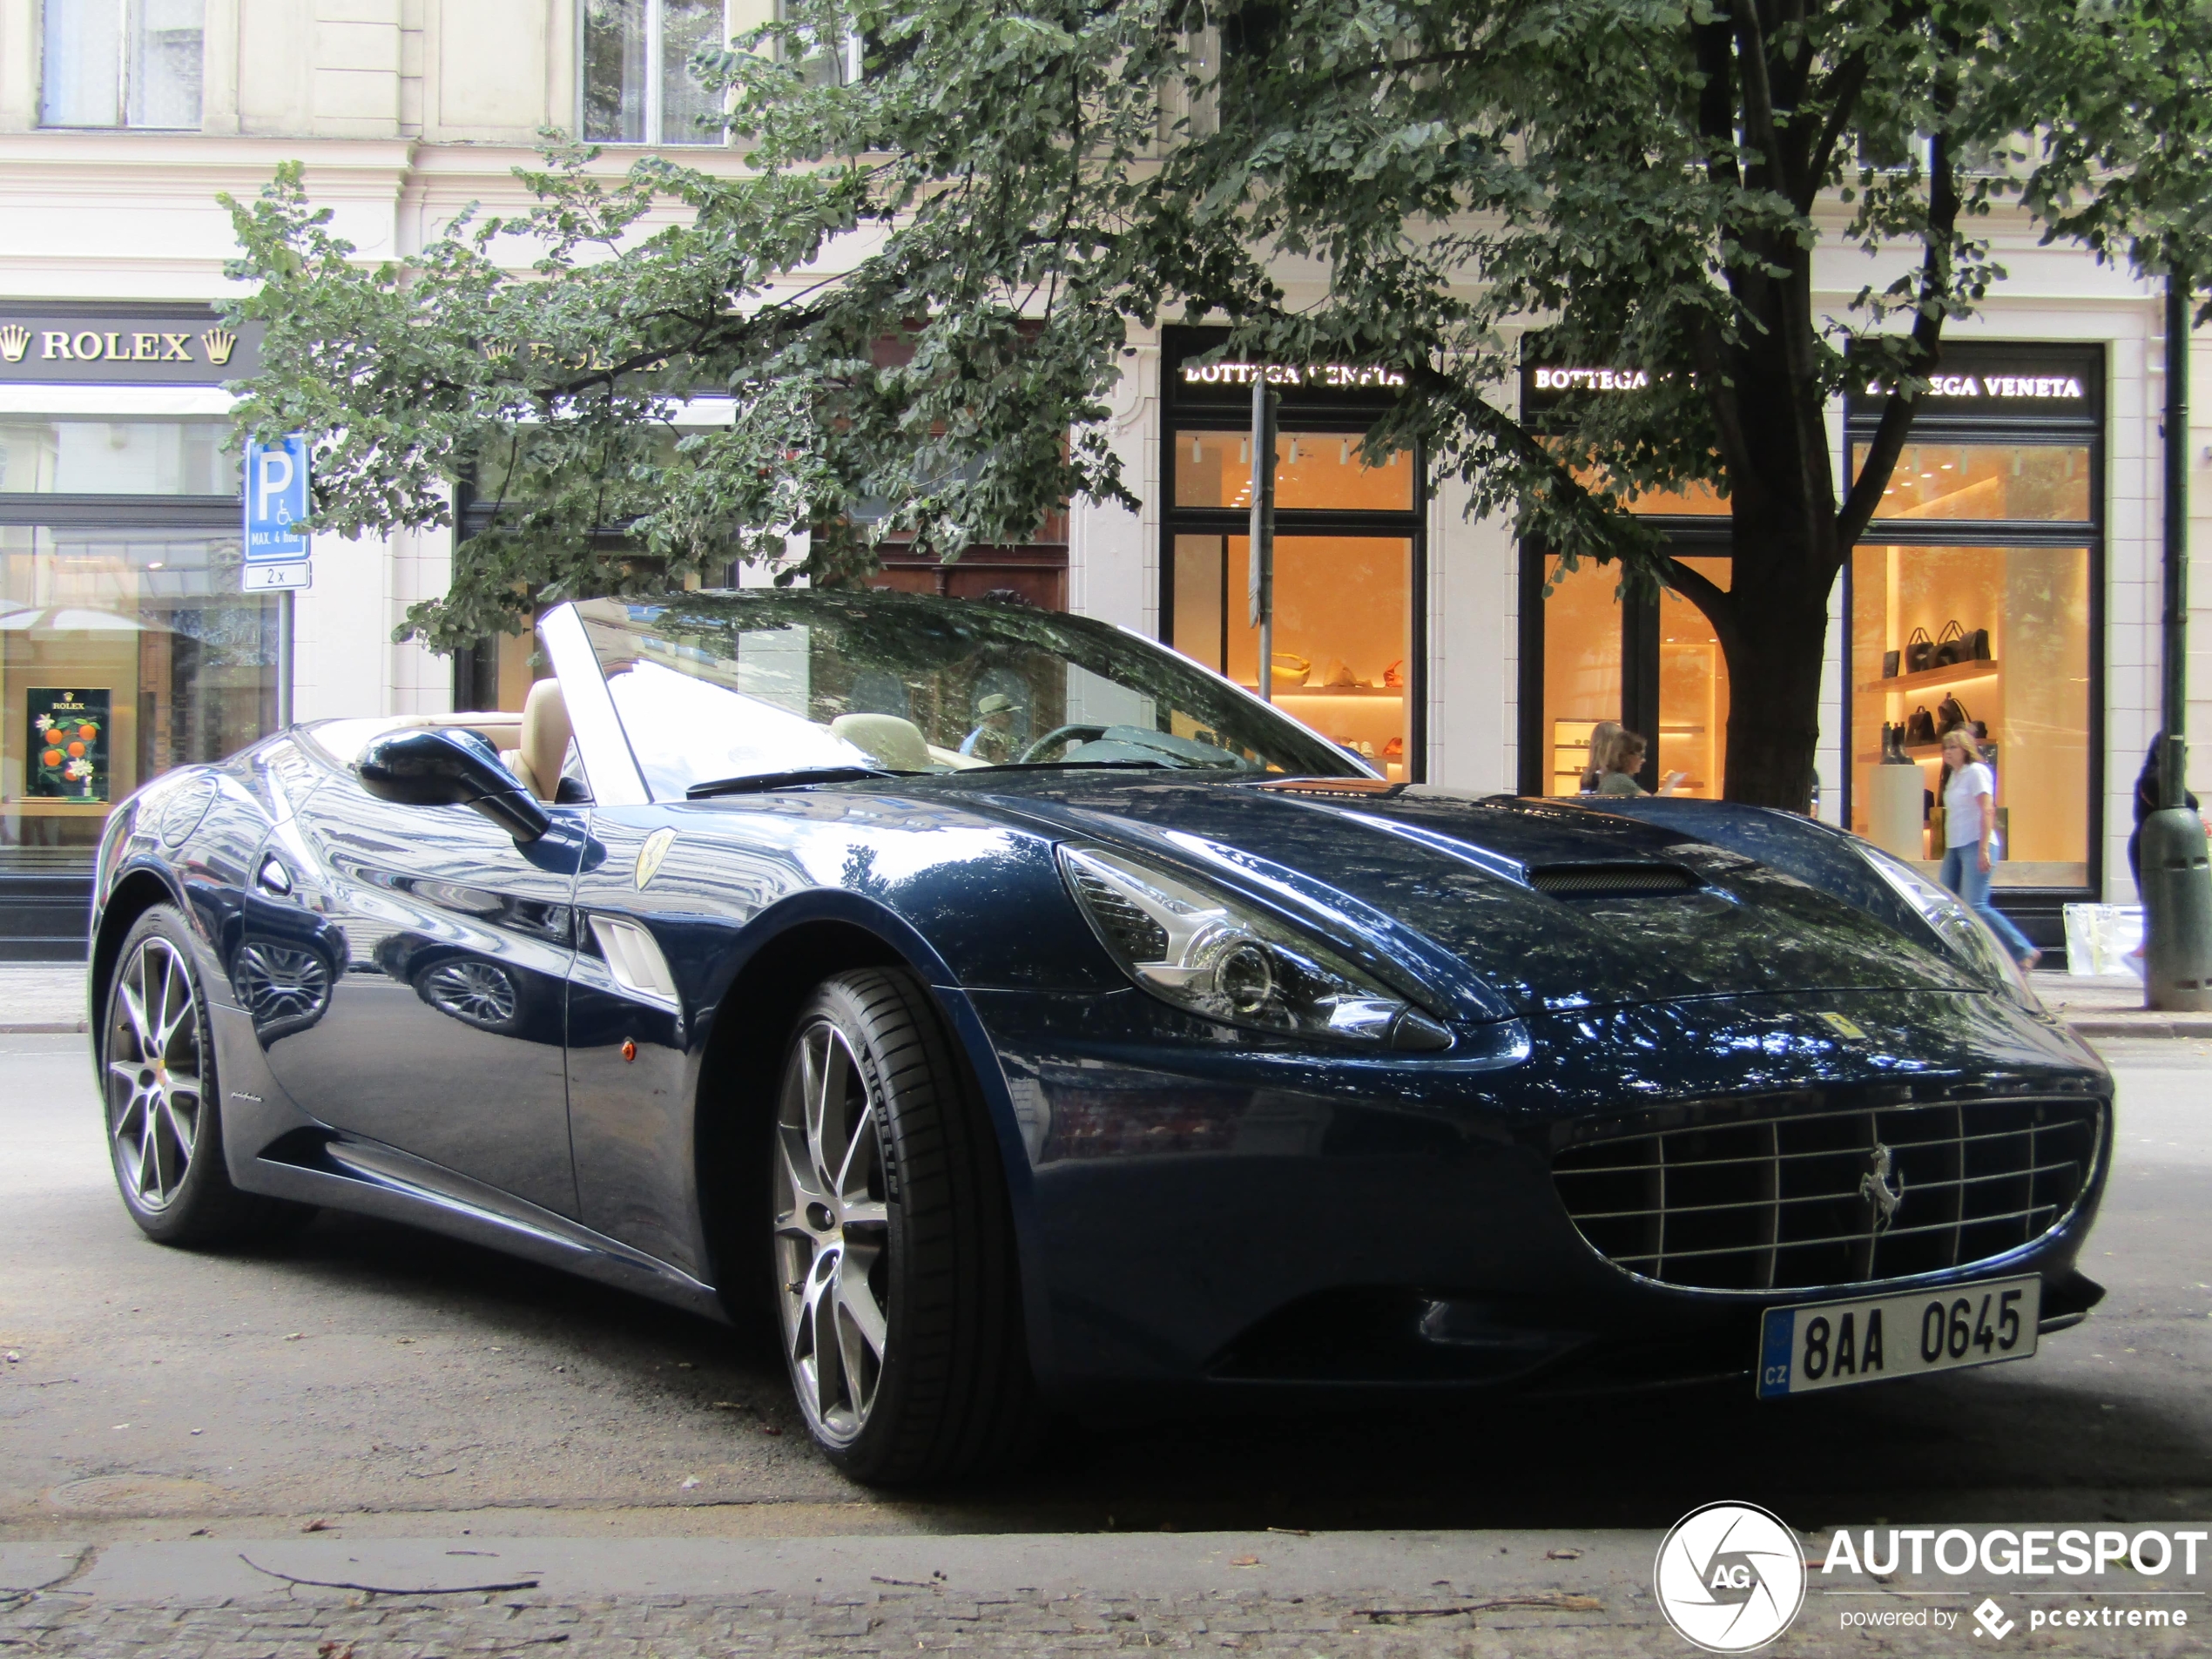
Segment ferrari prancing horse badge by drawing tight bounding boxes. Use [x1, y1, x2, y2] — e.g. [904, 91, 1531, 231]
[635, 827, 677, 889]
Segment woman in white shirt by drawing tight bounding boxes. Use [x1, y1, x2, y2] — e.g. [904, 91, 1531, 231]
[1939, 728, 2040, 969]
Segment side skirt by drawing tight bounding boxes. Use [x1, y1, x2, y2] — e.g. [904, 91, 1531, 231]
[249, 1130, 730, 1325]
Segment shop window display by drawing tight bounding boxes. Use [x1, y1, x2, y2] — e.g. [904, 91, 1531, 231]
[1170, 425, 1414, 779]
[0, 419, 276, 873]
[1849, 539, 2091, 887]
[1160, 330, 1425, 778]
[1535, 545, 1732, 799]
[1171, 532, 1413, 779]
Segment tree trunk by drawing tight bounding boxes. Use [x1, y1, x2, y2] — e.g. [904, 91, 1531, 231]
[1702, 514, 1840, 811]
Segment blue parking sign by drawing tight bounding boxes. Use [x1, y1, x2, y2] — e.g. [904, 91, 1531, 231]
[244, 435, 310, 563]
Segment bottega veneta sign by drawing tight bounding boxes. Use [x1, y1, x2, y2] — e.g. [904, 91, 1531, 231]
[0, 306, 262, 384]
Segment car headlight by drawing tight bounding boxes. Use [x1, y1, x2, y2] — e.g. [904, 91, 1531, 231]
[1057, 845, 1453, 1050]
[1861, 846, 2042, 1011]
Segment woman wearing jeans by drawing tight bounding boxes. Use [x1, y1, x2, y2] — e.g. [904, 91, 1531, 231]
[1939, 728, 2040, 969]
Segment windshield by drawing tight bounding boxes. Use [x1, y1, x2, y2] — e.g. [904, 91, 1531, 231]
[571, 590, 1365, 799]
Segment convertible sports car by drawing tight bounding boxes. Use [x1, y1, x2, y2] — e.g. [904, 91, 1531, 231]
[89, 589, 2111, 1482]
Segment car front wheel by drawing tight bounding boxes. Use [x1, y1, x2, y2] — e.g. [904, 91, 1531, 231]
[769, 968, 1037, 1484]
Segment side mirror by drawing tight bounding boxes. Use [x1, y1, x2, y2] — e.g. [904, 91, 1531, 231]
[358, 727, 551, 845]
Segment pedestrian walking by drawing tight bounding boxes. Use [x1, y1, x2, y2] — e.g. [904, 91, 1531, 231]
[1938, 727, 2040, 968]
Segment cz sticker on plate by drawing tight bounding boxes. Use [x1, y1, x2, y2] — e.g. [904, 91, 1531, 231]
[1757, 1274, 2040, 1398]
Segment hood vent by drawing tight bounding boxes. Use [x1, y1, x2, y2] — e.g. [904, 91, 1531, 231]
[1528, 863, 1697, 900]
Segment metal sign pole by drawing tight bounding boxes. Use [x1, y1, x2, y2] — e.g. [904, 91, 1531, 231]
[2143, 267, 2212, 1010]
[1247, 377, 1276, 702]
[278, 589, 295, 727]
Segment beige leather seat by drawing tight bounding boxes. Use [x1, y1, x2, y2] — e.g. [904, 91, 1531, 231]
[501, 678, 573, 801]
[829, 711, 933, 772]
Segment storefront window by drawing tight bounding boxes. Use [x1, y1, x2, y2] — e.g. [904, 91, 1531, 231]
[1174, 432, 1414, 512]
[1658, 556, 1731, 798]
[1, 419, 275, 873]
[1849, 540, 2092, 885]
[1161, 329, 1426, 779]
[1539, 557, 1622, 794]
[1171, 533, 1413, 778]
[1534, 536, 1733, 799]
[1853, 442, 2092, 523]
[0, 420, 235, 496]
[1844, 345, 2101, 909]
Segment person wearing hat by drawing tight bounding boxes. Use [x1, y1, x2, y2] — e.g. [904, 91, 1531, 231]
[960, 691, 1023, 761]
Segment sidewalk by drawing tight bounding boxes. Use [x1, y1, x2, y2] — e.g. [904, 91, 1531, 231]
[0, 962, 86, 1035]
[2030, 967, 2212, 1039]
[0, 1532, 2193, 1658]
[5, 961, 2202, 1039]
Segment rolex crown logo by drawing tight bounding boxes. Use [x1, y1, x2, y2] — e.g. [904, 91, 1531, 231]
[200, 327, 237, 366]
[0, 325, 28, 364]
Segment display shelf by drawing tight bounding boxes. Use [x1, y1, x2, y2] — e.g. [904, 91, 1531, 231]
[1853, 742, 1996, 765]
[1238, 683, 1404, 698]
[1856, 658, 2000, 695]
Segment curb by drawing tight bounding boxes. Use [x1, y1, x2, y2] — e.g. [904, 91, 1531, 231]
[0, 1022, 87, 1035]
[2067, 1017, 2212, 1039]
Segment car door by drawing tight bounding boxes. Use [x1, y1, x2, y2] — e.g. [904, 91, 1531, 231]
[239, 725, 584, 1218]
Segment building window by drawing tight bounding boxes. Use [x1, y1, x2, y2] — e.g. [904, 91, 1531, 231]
[40, 0, 204, 131]
[582, 0, 734, 145]
[2, 420, 277, 875]
[1161, 329, 1426, 781]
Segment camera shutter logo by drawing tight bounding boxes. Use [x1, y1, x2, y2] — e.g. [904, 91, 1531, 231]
[1973, 1598, 2016, 1640]
[1653, 1501, 1805, 1652]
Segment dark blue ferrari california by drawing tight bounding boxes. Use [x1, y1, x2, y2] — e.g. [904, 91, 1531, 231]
[89, 590, 2111, 1482]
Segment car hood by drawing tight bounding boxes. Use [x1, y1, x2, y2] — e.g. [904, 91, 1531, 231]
[935, 774, 1976, 1022]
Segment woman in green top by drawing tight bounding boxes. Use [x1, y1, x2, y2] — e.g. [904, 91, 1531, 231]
[1590, 726, 1650, 795]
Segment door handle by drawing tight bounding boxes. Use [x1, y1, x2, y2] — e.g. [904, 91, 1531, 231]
[255, 856, 294, 896]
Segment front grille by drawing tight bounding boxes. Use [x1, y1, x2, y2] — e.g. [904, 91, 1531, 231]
[1528, 863, 1697, 899]
[1552, 1099, 2102, 1291]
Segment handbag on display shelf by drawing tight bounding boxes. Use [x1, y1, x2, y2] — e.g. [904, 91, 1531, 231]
[1966, 626, 1991, 660]
[1882, 648, 1901, 678]
[1904, 626, 1936, 675]
[1932, 620, 1972, 668]
[1936, 693, 1972, 733]
[1905, 705, 1938, 746]
[1269, 651, 1311, 689]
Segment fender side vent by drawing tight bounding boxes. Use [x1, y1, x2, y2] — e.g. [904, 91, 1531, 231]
[1528, 863, 1697, 899]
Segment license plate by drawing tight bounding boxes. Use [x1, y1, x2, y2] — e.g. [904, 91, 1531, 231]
[1756, 1275, 2040, 1398]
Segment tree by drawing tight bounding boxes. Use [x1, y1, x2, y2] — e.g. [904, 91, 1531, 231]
[224, 0, 2212, 805]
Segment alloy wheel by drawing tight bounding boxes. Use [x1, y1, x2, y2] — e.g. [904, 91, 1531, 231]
[772, 1022, 893, 1446]
[106, 936, 205, 1211]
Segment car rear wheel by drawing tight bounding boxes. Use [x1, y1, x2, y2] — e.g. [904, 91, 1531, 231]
[103, 906, 312, 1246]
[770, 968, 1038, 1484]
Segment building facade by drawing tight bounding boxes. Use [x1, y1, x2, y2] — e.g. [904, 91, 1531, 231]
[0, 0, 2205, 954]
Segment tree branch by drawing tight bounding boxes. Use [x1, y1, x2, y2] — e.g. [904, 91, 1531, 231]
[1837, 130, 1960, 546]
[1795, 49, 1869, 215]
[1661, 551, 1742, 658]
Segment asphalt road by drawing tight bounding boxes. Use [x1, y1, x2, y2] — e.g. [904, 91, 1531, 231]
[3, 1030, 2209, 1542]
